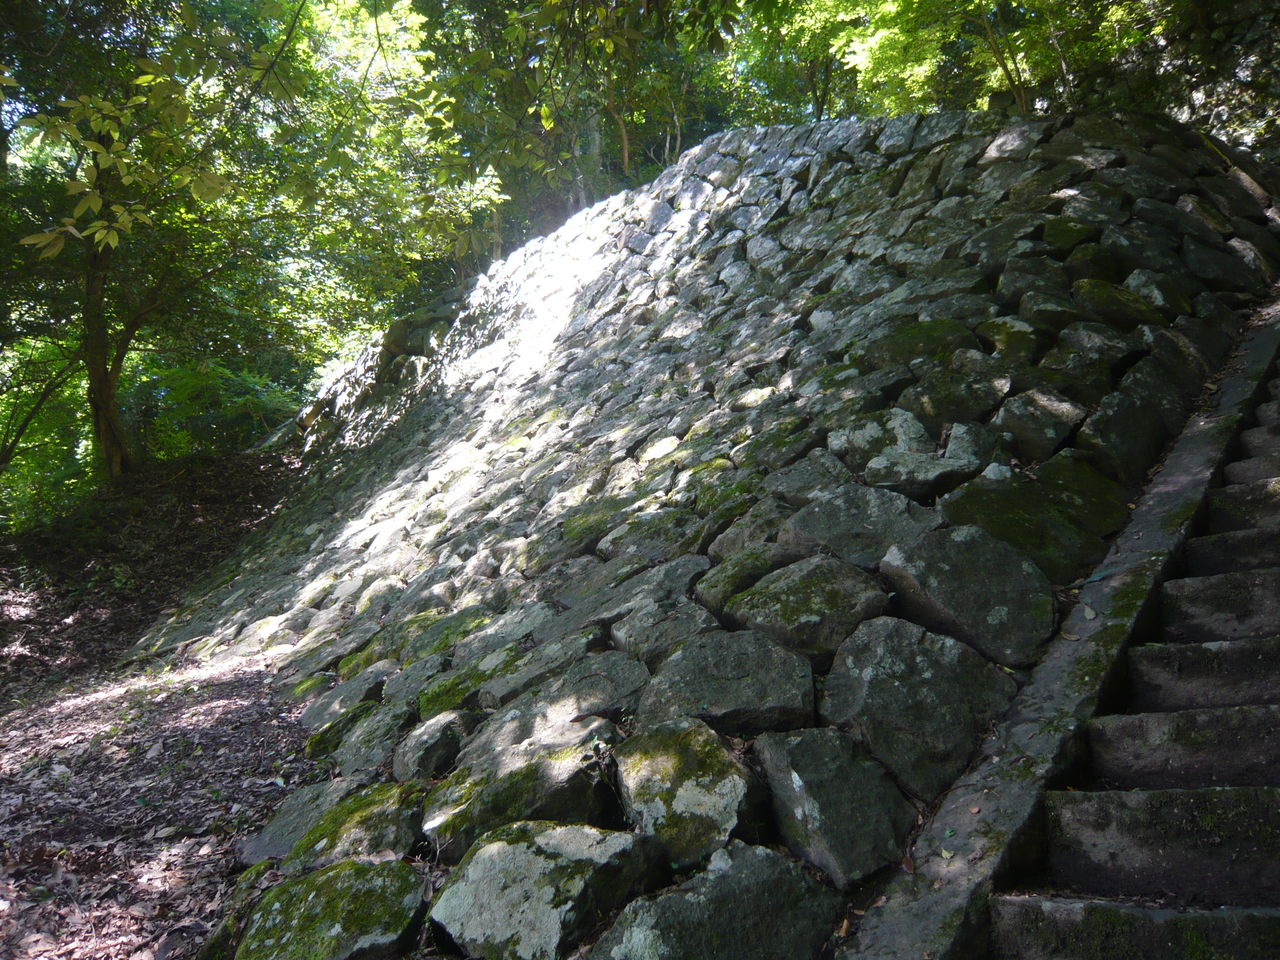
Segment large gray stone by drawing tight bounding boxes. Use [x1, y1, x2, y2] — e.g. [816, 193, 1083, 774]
[616, 717, 763, 868]
[992, 388, 1088, 463]
[237, 778, 362, 865]
[283, 782, 426, 871]
[754, 728, 916, 890]
[723, 555, 889, 666]
[422, 698, 623, 861]
[234, 859, 425, 960]
[820, 617, 1018, 798]
[589, 842, 842, 960]
[300, 659, 400, 731]
[636, 631, 814, 735]
[879, 525, 1056, 667]
[331, 703, 415, 778]
[431, 822, 665, 960]
[777, 484, 942, 569]
[392, 709, 481, 782]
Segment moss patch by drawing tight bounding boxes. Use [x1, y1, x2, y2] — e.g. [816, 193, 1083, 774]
[283, 782, 426, 871]
[233, 859, 425, 960]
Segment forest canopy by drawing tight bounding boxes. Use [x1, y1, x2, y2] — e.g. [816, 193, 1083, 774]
[1, 0, 1276, 526]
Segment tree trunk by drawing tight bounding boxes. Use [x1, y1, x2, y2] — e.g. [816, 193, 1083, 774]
[82, 245, 133, 478]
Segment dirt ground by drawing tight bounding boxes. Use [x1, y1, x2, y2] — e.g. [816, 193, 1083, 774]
[0, 450, 316, 960]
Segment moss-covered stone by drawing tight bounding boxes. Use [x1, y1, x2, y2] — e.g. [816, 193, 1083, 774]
[305, 701, 379, 759]
[940, 468, 1117, 587]
[558, 493, 648, 556]
[233, 859, 425, 960]
[723, 555, 889, 667]
[416, 644, 523, 718]
[849, 316, 978, 369]
[1072, 278, 1167, 330]
[430, 821, 666, 960]
[283, 782, 425, 871]
[616, 717, 763, 868]
[694, 542, 806, 614]
[197, 861, 274, 960]
[397, 605, 494, 663]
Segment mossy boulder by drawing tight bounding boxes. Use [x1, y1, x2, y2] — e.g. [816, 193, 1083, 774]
[588, 842, 841, 960]
[898, 363, 1011, 436]
[283, 782, 425, 872]
[397, 605, 494, 663]
[300, 659, 399, 731]
[828, 408, 932, 473]
[941, 450, 1129, 585]
[616, 717, 764, 868]
[305, 700, 379, 759]
[237, 778, 362, 865]
[777, 483, 942, 569]
[754, 728, 915, 889]
[880, 525, 1055, 668]
[331, 703, 416, 778]
[694, 543, 808, 614]
[723, 555, 889, 667]
[422, 704, 622, 863]
[430, 822, 667, 960]
[636, 630, 813, 735]
[233, 859, 425, 960]
[820, 616, 1018, 799]
[991, 388, 1088, 463]
[1072, 278, 1167, 330]
[392, 709, 481, 781]
[597, 507, 713, 564]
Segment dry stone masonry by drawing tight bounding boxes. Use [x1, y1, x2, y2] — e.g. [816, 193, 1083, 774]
[141, 109, 1280, 960]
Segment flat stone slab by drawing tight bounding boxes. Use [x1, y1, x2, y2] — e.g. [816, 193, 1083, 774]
[753, 727, 915, 889]
[1186, 527, 1280, 575]
[1089, 703, 1280, 788]
[234, 859, 425, 960]
[1128, 637, 1280, 711]
[588, 841, 842, 960]
[1207, 477, 1280, 531]
[1045, 787, 1280, 906]
[431, 822, 665, 960]
[991, 895, 1280, 960]
[1225, 454, 1280, 484]
[1161, 569, 1280, 643]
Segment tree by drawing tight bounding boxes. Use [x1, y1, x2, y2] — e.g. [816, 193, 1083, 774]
[5, 0, 497, 486]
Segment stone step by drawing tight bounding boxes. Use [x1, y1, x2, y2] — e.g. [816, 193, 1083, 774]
[1186, 528, 1280, 575]
[1089, 704, 1280, 788]
[1225, 455, 1280, 485]
[990, 895, 1280, 960]
[1129, 636, 1280, 710]
[1161, 569, 1280, 643]
[1270, 379, 1280, 402]
[1207, 478, 1280, 531]
[1241, 425, 1280, 458]
[1257, 399, 1280, 427]
[1044, 787, 1280, 906]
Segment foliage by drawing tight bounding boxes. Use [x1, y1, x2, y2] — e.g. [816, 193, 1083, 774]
[1, 0, 1278, 530]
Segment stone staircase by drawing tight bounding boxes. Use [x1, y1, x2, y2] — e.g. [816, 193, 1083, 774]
[989, 374, 1280, 958]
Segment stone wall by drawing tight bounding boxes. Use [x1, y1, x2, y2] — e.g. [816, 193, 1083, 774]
[148, 111, 1280, 960]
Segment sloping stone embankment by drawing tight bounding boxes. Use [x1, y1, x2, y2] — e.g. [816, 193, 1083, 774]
[131, 110, 1278, 960]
